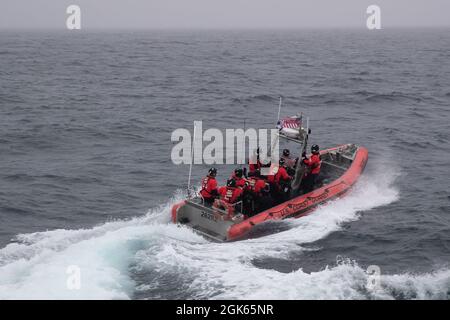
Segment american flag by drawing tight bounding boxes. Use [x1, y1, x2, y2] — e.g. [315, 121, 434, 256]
[277, 116, 302, 130]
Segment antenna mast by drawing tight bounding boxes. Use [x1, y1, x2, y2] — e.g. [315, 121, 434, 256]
[187, 122, 196, 198]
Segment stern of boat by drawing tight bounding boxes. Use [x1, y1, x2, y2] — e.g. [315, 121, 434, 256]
[172, 198, 238, 242]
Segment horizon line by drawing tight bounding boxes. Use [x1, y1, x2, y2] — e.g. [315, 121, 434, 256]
[1, 25, 450, 32]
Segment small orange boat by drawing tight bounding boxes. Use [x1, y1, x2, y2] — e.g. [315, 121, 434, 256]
[172, 142, 368, 242]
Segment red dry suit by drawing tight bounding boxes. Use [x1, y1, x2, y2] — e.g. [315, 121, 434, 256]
[200, 176, 218, 200]
[267, 166, 291, 185]
[231, 173, 247, 188]
[218, 186, 243, 204]
[303, 154, 321, 175]
[247, 177, 267, 196]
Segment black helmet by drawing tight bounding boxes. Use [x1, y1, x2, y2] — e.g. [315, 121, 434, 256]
[283, 149, 290, 157]
[311, 145, 320, 154]
[234, 168, 243, 178]
[208, 167, 217, 177]
[227, 179, 236, 188]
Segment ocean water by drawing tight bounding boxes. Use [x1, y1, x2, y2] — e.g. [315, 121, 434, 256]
[0, 29, 449, 299]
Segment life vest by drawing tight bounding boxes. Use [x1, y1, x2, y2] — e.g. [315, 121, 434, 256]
[219, 186, 242, 204]
[303, 154, 321, 175]
[200, 176, 217, 199]
[231, 174, 247, 188]
[214, 186, 243, 219]
[275, 166, 291, 183]
[267, 166, 290, 184]
[247, 177, 267, 195]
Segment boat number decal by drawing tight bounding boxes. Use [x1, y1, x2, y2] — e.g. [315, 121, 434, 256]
[201, 211, 218, 222]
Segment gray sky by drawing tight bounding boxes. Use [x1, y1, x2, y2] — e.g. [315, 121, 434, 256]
[1, 0, 449, 30]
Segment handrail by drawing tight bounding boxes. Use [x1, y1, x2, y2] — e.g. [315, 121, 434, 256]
[321, 161, 348, 171]
[213, 200, 244, 217]
[191, 193, 244, 216]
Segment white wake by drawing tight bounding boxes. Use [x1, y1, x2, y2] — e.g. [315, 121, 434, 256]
[0, 166, 448, 299]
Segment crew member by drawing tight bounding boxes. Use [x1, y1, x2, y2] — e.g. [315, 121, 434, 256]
[302, 144, 321, 193]
[246, 169, 270, 215]
[219, 179, 243, 204]
[217, 179, 244, 217]
[200, 167, 219, 205]
[278, 158, 292, 182]
[281, 149, 296, 171]
[247, 170, 267, 196]
[276, 158, 293, 202]
[267, 159, 291, 186]
[231, 168, 247, 188]
[267, 159, 292, 204]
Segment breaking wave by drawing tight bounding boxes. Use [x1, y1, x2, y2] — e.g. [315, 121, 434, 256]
[0, 167, 449, 300]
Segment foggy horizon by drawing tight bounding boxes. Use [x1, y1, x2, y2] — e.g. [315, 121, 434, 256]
[1, 0, 450, 30]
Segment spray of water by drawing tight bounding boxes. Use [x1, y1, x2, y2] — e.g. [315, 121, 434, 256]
[0, 166, 448, 299]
